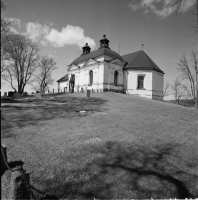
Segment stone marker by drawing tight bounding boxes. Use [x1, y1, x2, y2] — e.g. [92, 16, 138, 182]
[4, 92, 7, 97]
[86, 89, 91, 97]
[14, 93, 22, 99]
[34, 93, 42, 99]
[1, 144, 7, 173]
[8, 91, 14, 98]
[9, 169, 30, 199]
[23, 92, 28, 97]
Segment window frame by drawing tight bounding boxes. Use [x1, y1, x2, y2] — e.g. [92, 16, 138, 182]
[89, 70, 93, 86]
[137, 74, 145, 90]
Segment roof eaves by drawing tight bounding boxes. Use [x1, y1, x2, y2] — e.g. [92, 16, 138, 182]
[126, 67, 164, 74]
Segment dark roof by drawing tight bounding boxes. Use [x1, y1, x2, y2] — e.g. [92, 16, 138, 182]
[57, 74, 68, 82]
[69, 47, 127, 66]
[122, 50, 164, 74]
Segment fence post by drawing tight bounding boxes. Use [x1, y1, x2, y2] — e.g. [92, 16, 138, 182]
[53, 89, 54, 93]
[1, 145, 7, 173]
[9, 169, 31, 199]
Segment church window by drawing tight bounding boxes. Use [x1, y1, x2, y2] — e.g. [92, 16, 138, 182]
[114, 70, 119, 86]
[89, 70, 93, 86]
[137, 75, 145, 89]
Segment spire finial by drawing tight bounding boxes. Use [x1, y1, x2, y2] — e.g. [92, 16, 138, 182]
[142, 44, 144, 50]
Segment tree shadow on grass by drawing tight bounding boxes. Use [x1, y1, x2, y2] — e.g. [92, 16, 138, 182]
[35, 141, 198, 199]
[1, 96, 108, 139]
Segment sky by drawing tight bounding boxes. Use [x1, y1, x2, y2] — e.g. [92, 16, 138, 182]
[1, 0, 197, 100]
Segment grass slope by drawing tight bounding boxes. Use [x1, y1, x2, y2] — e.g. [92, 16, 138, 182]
[1, 93, 198, 199]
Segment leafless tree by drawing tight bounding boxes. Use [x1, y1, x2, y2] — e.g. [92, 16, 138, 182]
[177, 50, 198, 108]
[1, 0, 10, 75]
[167, 0, 183, 12]
[163, 82, 171, 98]
[168, 0, 198, 28]
[33, 56, 57, 94]
[172, 77, 186, 105]
[1, 34, 40, 94]
[1, 1, 10, 37]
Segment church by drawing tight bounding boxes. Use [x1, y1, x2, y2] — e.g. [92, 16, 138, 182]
[57, 35, 164, 100]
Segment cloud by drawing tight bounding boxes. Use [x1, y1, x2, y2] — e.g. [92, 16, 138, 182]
[5, 18, 21, 27]
[23, 22, 96, 49]
[129, 0, 196, 19]
[24, 22, 50, 42]
[45, 25, 96, 49]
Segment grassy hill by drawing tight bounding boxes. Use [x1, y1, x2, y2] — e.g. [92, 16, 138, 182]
[1, 92, 198, 199]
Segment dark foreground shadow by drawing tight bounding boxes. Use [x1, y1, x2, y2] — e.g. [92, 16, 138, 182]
[1, 96, 108, 139]
[1, 160, 24, 176]
[35, 141, 198, 199]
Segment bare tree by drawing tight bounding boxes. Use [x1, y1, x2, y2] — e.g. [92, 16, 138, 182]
[163, 82, 171, 98]
[1, 0, 10, 75]
[2, 34, 40, 94]
[167, 0, 183, 12]
[177, 50, 198, 108]
[168, 0, 198, 28]
[172, 77, 186, 105]
[1, 1, 10, 37]
[33, 56, 57, 94]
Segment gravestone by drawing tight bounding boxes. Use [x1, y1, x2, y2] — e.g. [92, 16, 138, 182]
[4, 92, 7, 97]
[34, 93, 42, 99]
[86, 89, 91, 98]
[23, 92, 28, 97]
[8, 91, 14, 98]
[14, 93, 22, 99]
[81, 88, 83, 93]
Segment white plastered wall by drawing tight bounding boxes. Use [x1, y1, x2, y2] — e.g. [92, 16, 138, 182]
[68, 60, 105, 92]
[103, 62, 124, 92]
[152, 71, 164, 100]
[58, 81, 69, 92]
[125, 69, 164, 100]
[125, 70, 153, 99]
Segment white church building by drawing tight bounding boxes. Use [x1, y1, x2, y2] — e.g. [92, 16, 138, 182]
[57, 35, 164, 100]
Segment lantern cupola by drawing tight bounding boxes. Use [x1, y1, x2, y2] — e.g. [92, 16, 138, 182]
[82, 43, 91, 55]
[99, 34, 110, 49]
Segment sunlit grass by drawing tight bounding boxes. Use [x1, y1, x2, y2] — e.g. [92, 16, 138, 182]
[1, 93, 198, 198]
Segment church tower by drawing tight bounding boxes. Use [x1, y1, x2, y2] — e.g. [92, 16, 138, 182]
[99, 34, 110, 49]
[82, 43, 91, 55]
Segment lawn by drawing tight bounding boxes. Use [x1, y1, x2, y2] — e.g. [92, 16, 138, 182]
[1, 92, 198, 199]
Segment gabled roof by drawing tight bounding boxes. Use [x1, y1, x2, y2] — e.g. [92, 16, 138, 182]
[57, 74, 68, 82]
[69, 47, 127, 66]
[122, 50, 164, 74]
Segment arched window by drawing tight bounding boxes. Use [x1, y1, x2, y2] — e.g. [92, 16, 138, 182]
[137, 75, 145, 89]
[114, 70, 119, 86]
[89, 70, 93, 86]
